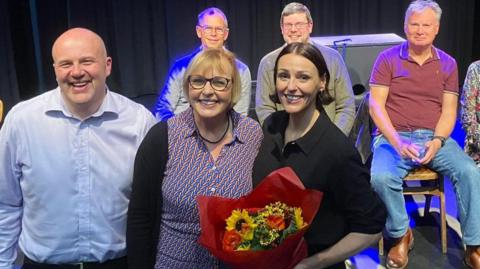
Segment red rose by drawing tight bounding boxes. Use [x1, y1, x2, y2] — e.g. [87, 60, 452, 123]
[266, 215, 286, 231]
[222, 230, 242, 251]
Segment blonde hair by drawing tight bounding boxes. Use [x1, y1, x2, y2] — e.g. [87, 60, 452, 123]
[183, 49, 241, 108]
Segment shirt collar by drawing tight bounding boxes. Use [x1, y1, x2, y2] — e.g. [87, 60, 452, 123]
[270, 110, 329, 155]
[45, 86, 118, 120]
[197, 45, 228, 53]
[295, 112, 329, 155]
[281, 38, 313, 48]
[181, 107, 245, 144]
[399, 41, 440, 62]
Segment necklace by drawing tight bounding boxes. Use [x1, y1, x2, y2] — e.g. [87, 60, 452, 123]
[196, 116, 230, 144]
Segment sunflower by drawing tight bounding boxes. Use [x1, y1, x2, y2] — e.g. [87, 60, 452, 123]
[225, 209, 257, 240]
[293, 207, 307, 229]
[236, 242, 251, 251]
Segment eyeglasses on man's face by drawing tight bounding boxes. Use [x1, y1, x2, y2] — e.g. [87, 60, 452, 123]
[188, 75, 231, 91]
[282, 22, 310, 31]
[199, 25, 228, 35]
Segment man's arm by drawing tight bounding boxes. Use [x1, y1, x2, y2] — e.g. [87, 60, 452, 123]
[330, 54, 355, 135]
[434, 92, 457, 137]
[255, 56, 277, 125]
[233, 63, 251, 116]
[369, 85, 419, 160]
[0, 113, 23, 269]
[420, 92, 458, 164]
[153, 64, 184, 121]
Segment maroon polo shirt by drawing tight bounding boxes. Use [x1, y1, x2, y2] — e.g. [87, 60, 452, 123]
[369, 42, 459, 131]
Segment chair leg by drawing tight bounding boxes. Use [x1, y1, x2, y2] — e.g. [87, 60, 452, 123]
[440, 191, 447, 253]
[379, 236, 384, 256]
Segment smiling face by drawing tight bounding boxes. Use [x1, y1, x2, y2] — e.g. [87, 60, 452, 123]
[281, 13, 312, 44]
[275, 53, 325, 115]
[404, 8, 439, 51]
[188, 59, 233, 121]
[196, 13, 229, 49]
[52, 28, 111, 119]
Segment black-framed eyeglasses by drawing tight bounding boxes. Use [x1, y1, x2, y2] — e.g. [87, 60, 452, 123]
[198, 25, 228, 35]
[282, 22, 310, 30]
[188, 75, 231, 91]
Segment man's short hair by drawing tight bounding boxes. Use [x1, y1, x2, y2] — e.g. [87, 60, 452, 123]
[405, 0, 442, 25]
[280, 2, 312, 26]
[198, 7, 228, 27]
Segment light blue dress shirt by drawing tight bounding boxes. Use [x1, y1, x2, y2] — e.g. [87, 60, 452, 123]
[0, 87, 156, 269]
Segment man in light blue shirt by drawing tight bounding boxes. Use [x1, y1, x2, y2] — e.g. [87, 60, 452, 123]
[153, 7, 251, 121]
[0, 28, 156, 269]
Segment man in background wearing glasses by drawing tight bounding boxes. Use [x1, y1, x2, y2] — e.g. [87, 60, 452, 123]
[153, 7, 251, 121]
[255, 2, 355, 136]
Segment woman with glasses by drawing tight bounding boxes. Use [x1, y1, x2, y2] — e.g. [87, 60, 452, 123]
[127, 49, 263, 269]
[252, 43, 386, 269]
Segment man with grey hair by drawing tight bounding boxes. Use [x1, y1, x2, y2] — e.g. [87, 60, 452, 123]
[255, 2, 355, 135]
[154, 7, 251, 121]
[369, 1, 480, 268]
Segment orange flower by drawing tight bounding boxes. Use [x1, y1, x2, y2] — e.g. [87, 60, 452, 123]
[222, 230, 242, 251]
[266, 215, 286, 231]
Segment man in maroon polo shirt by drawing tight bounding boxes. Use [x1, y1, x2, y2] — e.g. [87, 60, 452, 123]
[368, 1, 480, 268]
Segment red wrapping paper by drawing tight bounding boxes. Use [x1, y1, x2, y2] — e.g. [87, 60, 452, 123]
[197, 167, 324, 269]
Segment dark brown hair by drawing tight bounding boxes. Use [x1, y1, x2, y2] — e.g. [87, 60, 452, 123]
[270, 42, 334, 109]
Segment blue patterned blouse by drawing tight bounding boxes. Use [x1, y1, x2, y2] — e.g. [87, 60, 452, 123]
[154, 108, 263, 269]
[461, 60, 480, 164]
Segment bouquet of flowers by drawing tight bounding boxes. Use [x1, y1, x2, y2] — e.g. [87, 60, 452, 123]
[197, 167, 323, 269]
[222, 201, 307, 252]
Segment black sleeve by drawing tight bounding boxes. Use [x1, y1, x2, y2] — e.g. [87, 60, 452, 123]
[127, 121, 168, 269]
[333, 146, 387, 234]
[252, 113, 281, 187]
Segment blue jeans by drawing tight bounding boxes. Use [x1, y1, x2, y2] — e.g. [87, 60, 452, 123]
[370, 129, 480, 245]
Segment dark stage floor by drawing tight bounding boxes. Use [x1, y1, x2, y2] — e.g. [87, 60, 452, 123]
[350, 179, 469, 269]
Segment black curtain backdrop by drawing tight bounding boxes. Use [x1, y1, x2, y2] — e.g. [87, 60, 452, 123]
[1, 0, 478, 114]
[1, 0, 20, 114]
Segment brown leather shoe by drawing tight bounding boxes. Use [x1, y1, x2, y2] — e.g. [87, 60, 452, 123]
[386, 229, 414, 269]
[465, 246, 480, 269]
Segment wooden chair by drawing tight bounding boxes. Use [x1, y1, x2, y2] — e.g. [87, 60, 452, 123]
[379, 166, 447, 255]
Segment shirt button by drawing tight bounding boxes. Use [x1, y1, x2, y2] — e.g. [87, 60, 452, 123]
[212, 166, 217, 171]
[210, 187, 216, 192]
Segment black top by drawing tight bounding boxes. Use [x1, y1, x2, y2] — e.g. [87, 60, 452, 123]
[127, 121, 168, 269]
[253, 111, 386, 269]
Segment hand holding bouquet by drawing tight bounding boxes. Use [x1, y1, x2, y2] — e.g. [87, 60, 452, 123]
[197, 167, 323, 269]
